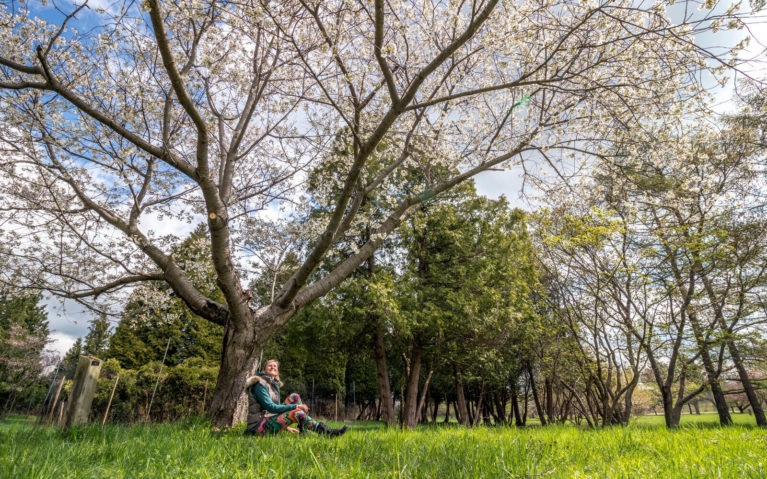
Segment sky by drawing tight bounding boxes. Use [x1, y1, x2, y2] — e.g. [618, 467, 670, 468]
[14, 0, 767, 357]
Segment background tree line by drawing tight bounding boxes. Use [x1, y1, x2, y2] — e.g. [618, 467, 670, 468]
[5, 80, 766, 429]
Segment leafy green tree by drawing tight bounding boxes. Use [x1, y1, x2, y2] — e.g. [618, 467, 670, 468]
[62, 337, 82, 375]
[0, 292, 49, 415]
[83, 314, 111, 358]
[410, 195, 537, 427]
[108, 226, 223, 369]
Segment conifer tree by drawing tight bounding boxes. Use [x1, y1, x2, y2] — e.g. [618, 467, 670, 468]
[83, 314, 111, 358]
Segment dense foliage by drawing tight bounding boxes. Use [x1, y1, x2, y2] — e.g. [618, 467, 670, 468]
[0, 292, 50, 417]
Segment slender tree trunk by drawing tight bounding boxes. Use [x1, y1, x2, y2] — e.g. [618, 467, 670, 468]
[368, 250, 396, 426]
[726, 340, 766, 426]
[622, 377, 638, 425]
[473, 390, 484, 426]
[689, 313, 732, 425]
[698, 266, 767, 426]
[1, 392, 14, 417]
[544, 377, 554, 424]
[416, 369, 434, 424]
[373, 326, 396, 426]
[454, 365, 470, 427]
[527, 365, 546, 426]
[431, 397, 440, 423]
[522, 380, 529, 425]
[404, 343, 423, 428]
[494, 392, 506, 425]
[444, 400, 451, 423]
[511, 386, 522, 426]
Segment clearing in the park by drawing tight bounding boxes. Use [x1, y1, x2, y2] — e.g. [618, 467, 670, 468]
[2, 415, 766, 478]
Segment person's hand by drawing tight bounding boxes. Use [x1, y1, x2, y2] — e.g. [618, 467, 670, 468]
[296, 404, 309, 413]
[286, 427, 299, 435]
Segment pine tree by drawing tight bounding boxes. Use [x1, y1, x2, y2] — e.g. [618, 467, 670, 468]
[0, 291, 50, 412]
[83, 314, 111, 358]
[62, 337, 82, 375]
[108, 226, 223, 369]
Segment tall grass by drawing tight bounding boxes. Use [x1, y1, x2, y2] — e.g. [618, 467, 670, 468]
[2, 415, 766, 478]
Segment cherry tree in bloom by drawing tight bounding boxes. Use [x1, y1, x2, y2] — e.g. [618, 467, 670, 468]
[0, 0, 745, 427]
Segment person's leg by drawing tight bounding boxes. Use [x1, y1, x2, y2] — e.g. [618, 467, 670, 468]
[269, 393, 347, 437]
[285, 393, 302, 405]
[284, 408, 321, 432]
[246, 417, 275, 436]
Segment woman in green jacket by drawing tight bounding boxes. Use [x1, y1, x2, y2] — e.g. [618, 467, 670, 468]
[245, 359, 348, 437]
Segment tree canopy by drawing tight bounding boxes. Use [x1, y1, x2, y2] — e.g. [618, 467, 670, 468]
[0, 0, 749, 427]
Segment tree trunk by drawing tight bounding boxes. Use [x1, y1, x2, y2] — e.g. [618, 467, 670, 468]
[671, 403, 683, 427]
[522, 380, 529, 425]
[544, 377, 554, 424]
[416, 369, 434, 424]
[444, 400, 451, 423]
[494, 392, 506, 425]
[431, 397, 440, 423]
[726, 340, 766, 426]
[209, 320, 258, 429]
[454, 365, 470, 427]
[404, 343, 423, 428]
[368, 249, 396, 427]
[698, 267, 767, 426]
[689, 313, 732, 425]
[661, 386, 679, 428]
[373, 326, 396, 426]
[473, 390, 484, 426]
[0, 391, 15, 417]
[622, 377, 638, 425]
[527, 365, 546, 426]
[511, 386, 522, 426]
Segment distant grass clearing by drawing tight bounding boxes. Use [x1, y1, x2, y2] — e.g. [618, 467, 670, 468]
[2, 415, 765, 478]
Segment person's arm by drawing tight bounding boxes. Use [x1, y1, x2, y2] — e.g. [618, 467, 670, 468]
[252, 383, 297, 414]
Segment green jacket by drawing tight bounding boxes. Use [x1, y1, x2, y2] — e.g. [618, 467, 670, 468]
[246, 373, 296, 430]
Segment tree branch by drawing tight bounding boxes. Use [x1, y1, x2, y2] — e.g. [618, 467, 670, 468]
[66, 273, 165, 299]
[146, 0, 209, 174]
[374, 0, 400, 105]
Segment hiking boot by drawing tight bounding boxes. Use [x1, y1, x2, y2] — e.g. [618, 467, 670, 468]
[316, 423, 348, 437]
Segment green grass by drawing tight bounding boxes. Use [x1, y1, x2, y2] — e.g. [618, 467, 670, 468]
[632, 412, 758, 427]
[2, 415, 766, 478]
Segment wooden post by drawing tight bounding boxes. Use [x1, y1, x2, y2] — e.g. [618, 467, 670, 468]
[335, 392, 338, 422]
[201, 378, 208, 415]
[47, 376, 66, 425]
[56, 400, 65, 425]
[146, 337, 171, 423]
[102, 375, 120, 426]
[64, 356, 102, 427]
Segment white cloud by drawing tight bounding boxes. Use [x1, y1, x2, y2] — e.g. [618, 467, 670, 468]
[47, 332, 76, 358]
[44, 297, 94, 356]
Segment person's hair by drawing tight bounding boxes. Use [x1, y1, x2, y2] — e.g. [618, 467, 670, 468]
[263, 359, 283, 386]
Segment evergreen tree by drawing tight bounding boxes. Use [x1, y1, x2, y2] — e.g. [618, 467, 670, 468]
[63, 337, 83, 375]
[0, 291, 50, 413]
[83, 314, 111, 358]
[108, 226, 223, 368]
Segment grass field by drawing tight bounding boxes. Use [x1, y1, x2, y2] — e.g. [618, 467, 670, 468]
[2, 414, 766, 478]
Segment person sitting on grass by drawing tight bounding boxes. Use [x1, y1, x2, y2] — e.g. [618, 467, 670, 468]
[245, 359, 348, 437]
